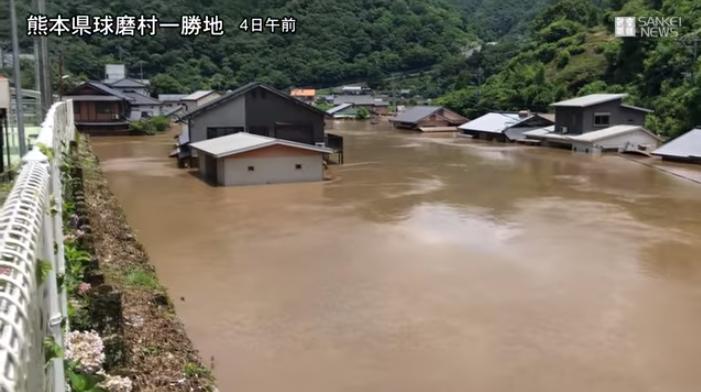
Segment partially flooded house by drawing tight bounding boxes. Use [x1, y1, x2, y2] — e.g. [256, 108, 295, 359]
[653, 128, 701, 163]
[389, 106, 467, 131]
[332, 95, 389, 116]
[189, 132, 332, 186]
[65, 81, 131, 133]
[176, 82, 335, 164]
[459, 111, 554, 142]
[524, 94, 659, 153]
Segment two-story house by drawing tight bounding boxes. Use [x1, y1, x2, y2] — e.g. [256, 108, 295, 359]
[524, 94, 661, 154]
[174, 83, 332, 165]
[551, 94, 650, 134]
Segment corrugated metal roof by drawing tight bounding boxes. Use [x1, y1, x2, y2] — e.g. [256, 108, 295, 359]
[159, 94, 187, 102]
[653, 128, 701, 159]
[182, 90, 215, 101]
[459, 112, 523, 133]
[552, 94, 627, 107]
[391, 106, 442, 124]
[327, 103, 353, 115]
[189, 132, 332, 158]
[568, 125, 660, 142]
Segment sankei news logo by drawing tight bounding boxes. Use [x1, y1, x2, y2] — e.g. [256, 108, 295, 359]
[615, 16, 682, 38]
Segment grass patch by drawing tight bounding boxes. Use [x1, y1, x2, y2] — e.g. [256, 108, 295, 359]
[123, 265, 161, 290]
[183, 361, 212, 379]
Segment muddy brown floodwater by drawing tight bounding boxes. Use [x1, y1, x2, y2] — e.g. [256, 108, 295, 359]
[90, 121, 701, 392]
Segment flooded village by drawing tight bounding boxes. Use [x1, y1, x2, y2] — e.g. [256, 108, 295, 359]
[3, 0, 701, 389]
[72, 64, 701, 392]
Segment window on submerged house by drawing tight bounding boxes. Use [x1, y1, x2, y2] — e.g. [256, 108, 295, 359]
[248, 166, 255, 172]
[295, 164, 302, 170]
[594, 113, 610, 126]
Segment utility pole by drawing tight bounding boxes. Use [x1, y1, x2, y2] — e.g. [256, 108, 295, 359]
[38, 0, 52, 113]
[9, 0, 27, 156]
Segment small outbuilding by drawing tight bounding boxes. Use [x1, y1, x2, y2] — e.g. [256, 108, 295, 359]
[389, 106, 467, 131]
[652, 128, 701, 163]
[189, 132, 332, 186]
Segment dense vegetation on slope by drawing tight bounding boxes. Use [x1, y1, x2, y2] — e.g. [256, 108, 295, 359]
[41, 0, 473, 93]
[439, 0, 701, 137]
[453, 0, 554, 40]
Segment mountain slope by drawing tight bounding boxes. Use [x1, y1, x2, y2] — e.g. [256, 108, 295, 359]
[45, 0, 472, 93]
[438, 0, 701, 137]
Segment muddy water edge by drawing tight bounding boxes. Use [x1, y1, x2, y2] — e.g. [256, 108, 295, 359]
[90, 121, 701, 392]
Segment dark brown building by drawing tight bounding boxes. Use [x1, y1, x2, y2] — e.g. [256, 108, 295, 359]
[65, 81, 130, 133]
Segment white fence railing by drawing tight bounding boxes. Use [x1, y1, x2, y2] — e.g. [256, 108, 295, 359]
[0, 101, 75, 392]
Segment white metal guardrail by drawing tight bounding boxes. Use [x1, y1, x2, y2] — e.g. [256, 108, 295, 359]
[0, 101, 75, 392]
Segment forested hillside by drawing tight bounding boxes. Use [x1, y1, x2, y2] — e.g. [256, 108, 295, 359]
[41, 0, 473, 93]
[439, 0, 701, 137]
[453, 0, 554, 40]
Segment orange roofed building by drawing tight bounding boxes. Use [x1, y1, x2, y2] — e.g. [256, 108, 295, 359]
[290, 88, 316, 104]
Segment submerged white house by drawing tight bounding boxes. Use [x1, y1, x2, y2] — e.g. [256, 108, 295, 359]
[189, 132, 332, 186]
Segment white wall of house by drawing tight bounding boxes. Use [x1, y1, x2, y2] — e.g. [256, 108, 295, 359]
[132, 104, 162, 118]
[219, 154, 323, 186]
[572, 131, 660, 154]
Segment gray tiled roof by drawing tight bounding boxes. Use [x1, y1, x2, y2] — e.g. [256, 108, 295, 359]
[86, 81, 132, 100]
[123, 91, 160, 105]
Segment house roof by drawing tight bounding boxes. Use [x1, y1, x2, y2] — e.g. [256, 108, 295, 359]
[390, 106, 442, 124]
[182, 90, 216, 101]
[80, 81, 131, 100]
[189, 132, 332, 158]
[523, 126, 562, 139]
[291, 88, 316, 97]
[164, 106, 185, 118]
[179, 82, 327, 121]
[107, 78, 147, 88]
[524, 125, 660, 143]
[327, 103, 353, 115]
[159, 94, 188, 102]
[333, 95, 388, 106]
[459, 112, 525, 133]
[65, 95, 125, 102]
[653, 128, 701, 159]
[568, 125, 661, 143]
[551, 94, 628, 107]
[620, 103, 654, 113]
[123, 91, 160, 105]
